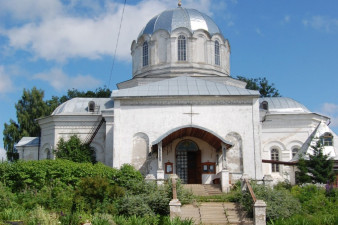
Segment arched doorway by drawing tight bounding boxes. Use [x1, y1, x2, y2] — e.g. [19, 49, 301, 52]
[176, 140, 202, 184]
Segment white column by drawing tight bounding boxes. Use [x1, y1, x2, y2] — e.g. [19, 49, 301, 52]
[102, 110, 114, 167]
[157, 141, 164, 184]
[221, 142, 230, 193]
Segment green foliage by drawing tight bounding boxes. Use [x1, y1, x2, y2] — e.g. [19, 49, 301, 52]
[3, 87, 50, 161]
[241, 182, 301, 221]
[237, 76, 281, 97]
[55, 135, 96, 163]
[0, 159, 118, 191]
[115, 164, 145, 194]
[74, 176, 124, 214]
[297, 139, 334, 184]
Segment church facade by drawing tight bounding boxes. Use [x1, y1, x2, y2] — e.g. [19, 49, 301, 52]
[16, 6, 338, 191]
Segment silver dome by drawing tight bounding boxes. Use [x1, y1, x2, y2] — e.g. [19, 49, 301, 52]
[138, 7, 222, 38]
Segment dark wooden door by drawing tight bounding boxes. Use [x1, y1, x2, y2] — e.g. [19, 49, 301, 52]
[187, 151, 202, 184]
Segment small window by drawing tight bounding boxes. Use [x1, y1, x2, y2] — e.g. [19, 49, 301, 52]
[88, 101, 95, 112]
[202, 162, 216, 174]
[321, 132, 333, 146]
[143, 41, 149, 67]
[215, 40, 220, 65]
[292, 148, 299, 158]
[292, 147, 299, 158]
[261, 101, 269, 110]
[178, 35, 186, 61]
[271, 148, 279, 172]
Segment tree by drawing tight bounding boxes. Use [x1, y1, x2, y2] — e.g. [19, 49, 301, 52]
[296, 139, 334, 184]
[3, 87, 50, 161]
[237, 76, 281, 97]
[55, 135, 96, 163]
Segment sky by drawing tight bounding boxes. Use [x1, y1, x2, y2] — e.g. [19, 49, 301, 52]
[0, 0, 337, 159]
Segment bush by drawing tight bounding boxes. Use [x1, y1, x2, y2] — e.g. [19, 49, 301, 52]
[55, 134, 96, 163]
[0, 159, 118, 191]
[115, 164, 144, 194]
[74, 176, 124, 214]
[241, 182, 301, 221]
[117, 195, 155, 217]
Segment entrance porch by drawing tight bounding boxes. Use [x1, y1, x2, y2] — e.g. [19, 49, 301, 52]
[152, 125, 233, 192]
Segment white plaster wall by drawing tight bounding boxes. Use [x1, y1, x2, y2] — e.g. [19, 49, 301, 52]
[113, 96, 262, 180]
[38, 115, 108, 165]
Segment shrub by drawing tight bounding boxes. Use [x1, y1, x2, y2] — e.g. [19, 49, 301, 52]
[241, 182, 301, 221]
[73, 176, 124, 214]
[0, 159, 118, 191]
[117, 195, 155, 217]
[115, 164, 144, 194]
[55, 134, 96, 163]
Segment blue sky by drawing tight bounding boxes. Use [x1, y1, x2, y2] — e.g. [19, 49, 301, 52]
[0, 0, 338, 158]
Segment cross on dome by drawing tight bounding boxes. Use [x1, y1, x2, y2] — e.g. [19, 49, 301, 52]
[178, 0, 182, 7]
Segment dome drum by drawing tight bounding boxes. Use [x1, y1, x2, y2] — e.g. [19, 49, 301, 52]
[131, 7, 230, 78]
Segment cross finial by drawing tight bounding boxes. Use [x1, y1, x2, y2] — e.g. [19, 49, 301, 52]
[178, 0, 182, 7]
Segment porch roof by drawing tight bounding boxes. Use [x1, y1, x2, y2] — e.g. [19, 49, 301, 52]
[152, 125, 233, 151]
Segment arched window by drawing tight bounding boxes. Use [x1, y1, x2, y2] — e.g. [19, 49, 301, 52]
[321, 132, 333, 146]
[271, 148, 279, 172]
[178, 35, 186, 61]
[143, 41, 149, 67]
[261, 101, 269, 110]
[292, 147, 299, 158]
[215, 40, 220, 65]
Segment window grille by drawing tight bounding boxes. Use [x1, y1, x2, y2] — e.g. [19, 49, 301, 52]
[215, 40, 220, 65]
[178, 35, 186, 61]
[143, 41, 149, 67]
[271, 148, 279, 172]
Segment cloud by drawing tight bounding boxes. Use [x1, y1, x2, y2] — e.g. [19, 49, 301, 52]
[319, 103, 338, 128]
[33, 68, 102, 91]
[255, 28, 263, 36]
[281, 15, 290, 25]
[302, 15, 338, 32]
[0, 0, 216, 62]
[0, 66, 14, 93]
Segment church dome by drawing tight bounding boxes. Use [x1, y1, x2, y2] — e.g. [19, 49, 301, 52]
[139, 7, 222, 38]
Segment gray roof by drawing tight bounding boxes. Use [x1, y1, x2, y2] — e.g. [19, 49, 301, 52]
[15, 137, 40, 147]
[139, 7, 222, 38]
[112, 76, 260, 98]
[260, 97, 311, 113]
[52, 98, 114, 115]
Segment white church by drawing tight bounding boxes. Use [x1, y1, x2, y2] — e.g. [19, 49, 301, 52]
[16, 5, 338, 191]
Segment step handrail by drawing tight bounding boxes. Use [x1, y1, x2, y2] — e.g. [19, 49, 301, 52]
[241, 177, 267, 225]
[244, 178, 257, 202]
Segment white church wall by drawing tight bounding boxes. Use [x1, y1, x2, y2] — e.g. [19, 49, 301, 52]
[260, 115, 321, 182]
[39, 115, 107, 164]
[113, 96, 263, 180]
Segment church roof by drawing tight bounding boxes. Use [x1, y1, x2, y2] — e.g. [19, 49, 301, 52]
[52, 98, 113, 115]
[15, 137, 40, 147]
[138, 7, 222, 38]
[260, 97, 311, 113]
[112, 76, 260, 98]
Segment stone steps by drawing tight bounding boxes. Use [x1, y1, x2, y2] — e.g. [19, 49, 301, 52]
[180, 202, 253, 225]
[183, 184, 222, 196]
